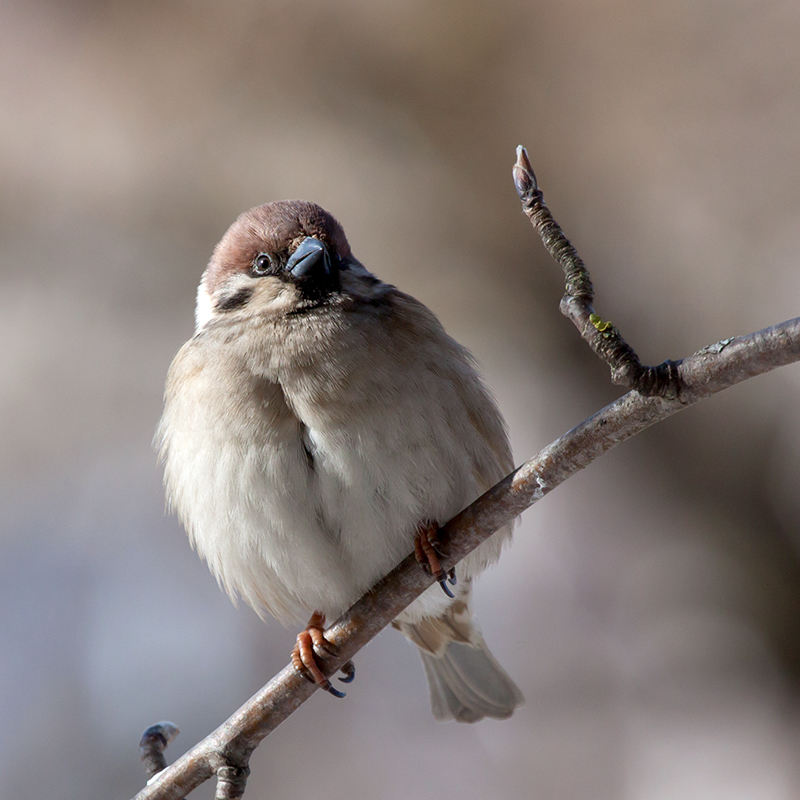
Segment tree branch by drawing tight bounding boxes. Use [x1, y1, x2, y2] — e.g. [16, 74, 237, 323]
[132, 151, 800, 800]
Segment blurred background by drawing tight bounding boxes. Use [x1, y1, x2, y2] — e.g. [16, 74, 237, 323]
[2, 1, 800, 798]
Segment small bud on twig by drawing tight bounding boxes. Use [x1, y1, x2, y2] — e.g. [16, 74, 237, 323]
[513, 145, 539, 201]
[140, 722, 180, 781]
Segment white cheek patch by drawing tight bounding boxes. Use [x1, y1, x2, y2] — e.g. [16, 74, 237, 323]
[195, 277, 214, 333]
[197, 272, 265, 332]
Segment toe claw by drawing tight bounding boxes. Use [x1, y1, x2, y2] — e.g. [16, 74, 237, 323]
[339, 661, 356, 684]
[438, 576, 455, 598]
[323, 680, 346, 698]
[447, 568, 457, 585]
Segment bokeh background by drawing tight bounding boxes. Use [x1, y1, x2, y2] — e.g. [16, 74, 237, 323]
[2, 1, 800, 798]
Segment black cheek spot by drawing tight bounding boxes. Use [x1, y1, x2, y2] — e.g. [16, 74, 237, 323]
[216, 287, 254, 311]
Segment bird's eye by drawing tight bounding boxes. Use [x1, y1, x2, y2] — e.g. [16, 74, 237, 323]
[252, 253, 275, 276]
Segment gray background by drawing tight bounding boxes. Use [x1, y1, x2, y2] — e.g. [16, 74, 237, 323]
[2, 1, 800, 798]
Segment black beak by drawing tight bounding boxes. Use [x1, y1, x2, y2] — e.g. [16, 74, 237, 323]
[287, 238, 331, 280]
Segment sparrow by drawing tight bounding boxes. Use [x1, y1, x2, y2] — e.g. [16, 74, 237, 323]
[156, 200, 523, 722]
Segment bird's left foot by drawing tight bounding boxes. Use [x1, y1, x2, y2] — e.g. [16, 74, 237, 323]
[291, 611, 355, 698]
[414, 522, 457, 598]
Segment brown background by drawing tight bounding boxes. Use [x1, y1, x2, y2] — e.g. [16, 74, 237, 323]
[2, 1, 800, 798]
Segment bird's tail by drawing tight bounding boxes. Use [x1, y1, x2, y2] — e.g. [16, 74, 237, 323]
[394, 599, 524, 723]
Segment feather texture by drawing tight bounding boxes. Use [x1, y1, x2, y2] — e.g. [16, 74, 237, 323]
[157, 201, 523, 721]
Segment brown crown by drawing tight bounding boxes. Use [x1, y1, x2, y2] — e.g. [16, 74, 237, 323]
[204, 200, 352, 292]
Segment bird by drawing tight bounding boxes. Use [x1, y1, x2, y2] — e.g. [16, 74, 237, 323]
[156, 200, 524, 722]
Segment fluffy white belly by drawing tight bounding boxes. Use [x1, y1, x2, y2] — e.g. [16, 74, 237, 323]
[159, 303, 513, 627]
[160, 345, 498, 626]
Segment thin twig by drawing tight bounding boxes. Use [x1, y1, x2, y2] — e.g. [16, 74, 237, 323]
[514, 145, 682, 397]
[139, 723, 180, 781]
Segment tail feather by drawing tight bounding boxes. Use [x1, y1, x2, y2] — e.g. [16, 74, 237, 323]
[395, 598, 524, 723]
[419, 639, 524, 722]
